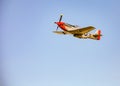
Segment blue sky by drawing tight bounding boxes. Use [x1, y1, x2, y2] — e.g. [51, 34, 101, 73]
[1, 0, 120, 86]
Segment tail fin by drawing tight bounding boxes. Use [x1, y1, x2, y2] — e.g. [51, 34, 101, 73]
[96, 30, 101, 40]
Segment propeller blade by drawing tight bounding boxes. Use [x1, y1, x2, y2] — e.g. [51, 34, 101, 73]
[56, 14, 63, 31]
[59, 14, 63, 22]
[56, 26, 59, 31]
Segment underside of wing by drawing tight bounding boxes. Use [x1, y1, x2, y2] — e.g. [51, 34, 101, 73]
[53, 31, 71, 35]
[68, 26, 96, 35]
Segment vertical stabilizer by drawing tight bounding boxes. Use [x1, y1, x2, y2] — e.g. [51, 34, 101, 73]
[96, 30, 101, 40]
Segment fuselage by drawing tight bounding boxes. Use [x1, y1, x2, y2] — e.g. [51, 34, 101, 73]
[55, 22, 79, 31]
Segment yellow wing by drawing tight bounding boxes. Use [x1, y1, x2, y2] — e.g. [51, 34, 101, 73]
[53, 31, 71, 35]
[68, 26, 96, 35]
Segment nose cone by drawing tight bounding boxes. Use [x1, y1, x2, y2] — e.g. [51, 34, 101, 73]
[54, 22, 59, 25]
[54, 22, 64, 26]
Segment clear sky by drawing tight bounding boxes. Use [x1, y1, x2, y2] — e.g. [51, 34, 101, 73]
[1, 0, 120, 86]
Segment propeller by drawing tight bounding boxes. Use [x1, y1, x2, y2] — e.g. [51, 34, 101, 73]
[56, 14, 63, 31]
[59, 14, 63, 22]
[56, 26, 59, 30]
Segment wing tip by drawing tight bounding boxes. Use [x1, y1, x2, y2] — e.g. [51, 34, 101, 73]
[89, 26, 96, 29]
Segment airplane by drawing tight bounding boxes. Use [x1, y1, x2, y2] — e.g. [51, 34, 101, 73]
[53, 14, 102, 40]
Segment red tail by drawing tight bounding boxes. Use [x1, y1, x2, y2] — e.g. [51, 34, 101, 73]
[97, 30, 101, 40]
